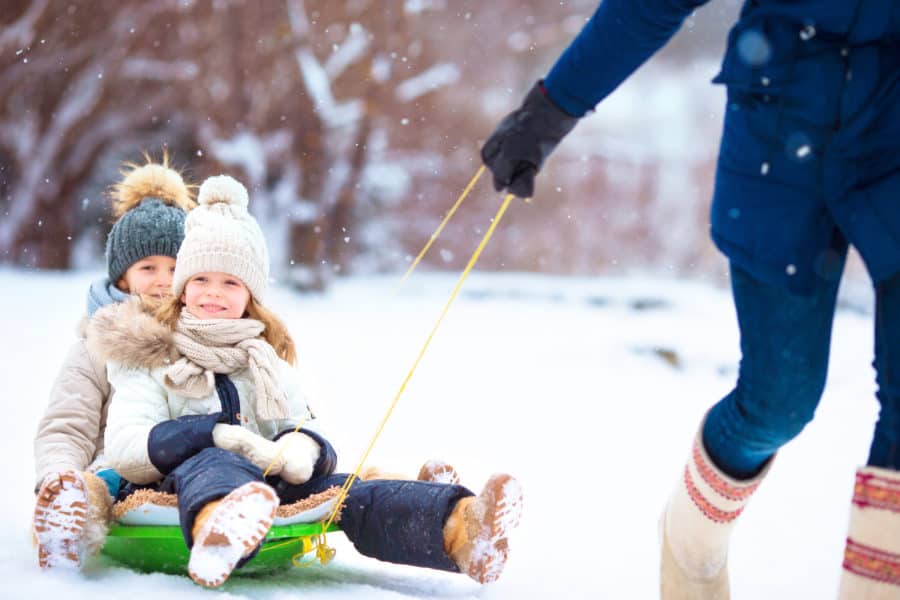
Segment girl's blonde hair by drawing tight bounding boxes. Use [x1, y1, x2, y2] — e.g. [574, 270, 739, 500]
[155, 295, 297, 365]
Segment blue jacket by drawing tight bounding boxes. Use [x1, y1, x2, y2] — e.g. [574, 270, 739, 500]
[543, 0, 900, 293]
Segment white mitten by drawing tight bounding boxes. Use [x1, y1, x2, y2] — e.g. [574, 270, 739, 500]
[212, 424, 285, 474]
[275, 433, 321, 485]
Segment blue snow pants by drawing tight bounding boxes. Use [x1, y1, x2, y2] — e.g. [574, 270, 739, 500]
[703, 262, 900, 479]
[161, 447, 472, 572]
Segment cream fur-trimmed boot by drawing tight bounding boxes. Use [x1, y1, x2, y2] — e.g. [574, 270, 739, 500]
[188, 481, 279, 588]
[444, 473, 523, 584]
[837, 466, 900, 599]
[33, 471, 112, 569]
[660, 431, 771, 600]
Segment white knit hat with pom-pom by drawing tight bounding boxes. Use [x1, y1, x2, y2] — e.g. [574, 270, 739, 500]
[172, 175, 270, 301]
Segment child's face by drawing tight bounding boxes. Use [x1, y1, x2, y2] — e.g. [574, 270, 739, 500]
[182, 271, 251, 320]
[117, 255, 176, 297]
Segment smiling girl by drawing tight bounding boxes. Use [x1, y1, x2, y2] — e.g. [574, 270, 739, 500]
[90, 175, 523, 588]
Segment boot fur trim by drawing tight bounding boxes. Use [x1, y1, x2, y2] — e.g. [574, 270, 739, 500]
[82, 472, 112, 558]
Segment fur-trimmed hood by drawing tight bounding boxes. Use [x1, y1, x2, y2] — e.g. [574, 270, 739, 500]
[85, 296, 179, 370]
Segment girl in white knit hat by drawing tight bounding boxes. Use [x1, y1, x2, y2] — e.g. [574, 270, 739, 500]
[33, 153, 195, 570]
[89, 174, 524, 588]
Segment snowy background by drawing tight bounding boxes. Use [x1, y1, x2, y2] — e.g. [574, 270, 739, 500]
[0, 267, 879, 599]
[1, 0, 766, 289]
[1, 2, 884, 597]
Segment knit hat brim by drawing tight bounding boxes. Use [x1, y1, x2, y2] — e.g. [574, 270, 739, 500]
[172, 250, 267, 302]
[171, 175, 269, 302]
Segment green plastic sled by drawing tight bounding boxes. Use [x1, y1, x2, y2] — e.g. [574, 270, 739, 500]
[101, 522, 341, 575]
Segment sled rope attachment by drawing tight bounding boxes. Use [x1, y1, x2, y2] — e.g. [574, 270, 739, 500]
[308, 188, 517, 565]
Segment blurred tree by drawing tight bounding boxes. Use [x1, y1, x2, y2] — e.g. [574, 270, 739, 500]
[0, 0, 195, 268]
[0, 0, 474, 288]
[0, 0, 750, 289]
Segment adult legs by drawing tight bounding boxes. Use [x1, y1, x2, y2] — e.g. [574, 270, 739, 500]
[704, 262, 843, 477]
[661, 261, 842, 600]
[869, 271, 900, 470]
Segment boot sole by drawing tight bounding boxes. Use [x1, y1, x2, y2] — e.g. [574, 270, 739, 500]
[466, 473, 523, 584]
[188, 482, 279, 588]
[34, 471, 89, 569]
[418, 460, 461, 485]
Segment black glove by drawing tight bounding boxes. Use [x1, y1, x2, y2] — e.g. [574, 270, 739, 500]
[481, 81, 580, 198]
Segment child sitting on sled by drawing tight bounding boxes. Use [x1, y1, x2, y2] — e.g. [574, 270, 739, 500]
[32, 155, 196, 569]
[89, 174, 524, 588]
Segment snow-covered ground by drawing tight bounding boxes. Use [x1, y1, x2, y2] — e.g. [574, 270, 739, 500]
[0, 268, 879, 599]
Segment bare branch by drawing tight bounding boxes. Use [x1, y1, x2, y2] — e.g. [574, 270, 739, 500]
[324, 23, 370, 80]
[395, 62, 460, 102]
[0, 0, 49, 52]
[285, 0, 310, 39]
[121, 58, 199, 81]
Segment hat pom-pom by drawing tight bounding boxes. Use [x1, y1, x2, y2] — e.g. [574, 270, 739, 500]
[110, 162, 194, 218]
[197, 175, 249, 209]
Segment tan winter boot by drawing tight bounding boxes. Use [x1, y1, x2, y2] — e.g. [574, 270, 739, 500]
[188, 481, 279, 588]
[358, 459, 461, 485]
[660, 431, 770, 600]
[33, 471, 112, 569]
[444, 473, 523, 584]
[418, 459, 461, 485]
[838, 466, 900, 599]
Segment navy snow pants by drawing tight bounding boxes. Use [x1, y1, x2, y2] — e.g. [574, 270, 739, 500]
[161, 447, 473, 572]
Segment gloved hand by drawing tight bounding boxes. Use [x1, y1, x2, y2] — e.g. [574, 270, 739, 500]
[274, 432, 321, 485]
[481, 80, 580, 198]
[212, 424, 284, 473]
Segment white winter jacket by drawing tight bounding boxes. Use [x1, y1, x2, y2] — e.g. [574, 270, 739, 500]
[87, 298, 321, 485]
[105, 360, 315, 484]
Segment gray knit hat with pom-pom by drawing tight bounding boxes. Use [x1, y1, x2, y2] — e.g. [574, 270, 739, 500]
[105, 160, 195, 284]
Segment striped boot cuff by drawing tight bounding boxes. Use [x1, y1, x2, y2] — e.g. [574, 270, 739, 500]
[684, 436, 767, 524]
[840, 466, 900, 591]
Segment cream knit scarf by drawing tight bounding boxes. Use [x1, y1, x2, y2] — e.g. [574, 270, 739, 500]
[163, 309, 290, 420]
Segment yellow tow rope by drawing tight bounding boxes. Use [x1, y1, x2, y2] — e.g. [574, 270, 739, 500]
[273, 166, 517, 566]
[395, 165, 486, 290]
